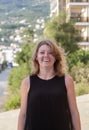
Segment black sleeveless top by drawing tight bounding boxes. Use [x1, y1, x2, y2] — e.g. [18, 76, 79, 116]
[24, 75, 73, 130]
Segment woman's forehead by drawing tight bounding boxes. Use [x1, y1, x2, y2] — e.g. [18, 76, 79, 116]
[38, 44, 51, 50]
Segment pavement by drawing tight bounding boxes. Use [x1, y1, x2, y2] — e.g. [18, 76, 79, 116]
[0, 94, 89, 130]
[76, 94, 89, 130]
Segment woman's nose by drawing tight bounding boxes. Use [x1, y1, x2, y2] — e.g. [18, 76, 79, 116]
[44, 52, 48, 56]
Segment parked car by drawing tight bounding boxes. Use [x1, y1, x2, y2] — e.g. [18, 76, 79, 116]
[7, 62, 13, 68]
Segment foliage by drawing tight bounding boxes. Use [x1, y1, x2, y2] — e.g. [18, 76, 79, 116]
[8, 64, 30, 93]
[22, 28, 34, 43]
[70, 64, 89, 96]
[5, 10, 89, 110]
[8, 42, 35, 94]
[5, 27, 36, 110]
[44, 11, 89, 97]
[0, 0, 50, 22]
[77, 49, 89, 64]
[0, 0, 50, 46]
[5, 94, 20, 110]
[75, 83, 89, 96]
[67, 49, 89, 70]
[10, 27, 35, 88]
[5, 60, 33, 110]
[0, 61, 7, 72]
[44, 11, 81, 54]
[15, 43, 35, 69]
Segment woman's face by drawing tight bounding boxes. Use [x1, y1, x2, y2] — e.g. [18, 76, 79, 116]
[36, 44, 55, 69]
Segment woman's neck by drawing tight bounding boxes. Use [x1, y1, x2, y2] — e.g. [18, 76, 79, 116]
[38, 69, 55, 80]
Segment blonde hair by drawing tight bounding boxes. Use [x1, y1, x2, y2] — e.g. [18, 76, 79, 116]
[31, 39, 67, 77]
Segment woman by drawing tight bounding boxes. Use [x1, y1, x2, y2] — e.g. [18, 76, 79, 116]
[18, 39, 81, 130]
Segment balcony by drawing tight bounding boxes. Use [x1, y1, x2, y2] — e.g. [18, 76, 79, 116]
[77, 41, 89, 49]
[75, 22, 89, 26]
[66, 0, 89, 8]
[82, 36, 89, 42]
[70, 0, 89, 2]
[70, 16, 89, 22]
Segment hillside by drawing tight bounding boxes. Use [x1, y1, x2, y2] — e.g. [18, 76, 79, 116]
[0, 0, 50, 22]
[0, 0, 50, 46]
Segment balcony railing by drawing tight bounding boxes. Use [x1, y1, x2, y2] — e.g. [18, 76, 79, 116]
[70, 16, 89, 22]
[82, 36, 89, 42]
[70, 0, 89, 2]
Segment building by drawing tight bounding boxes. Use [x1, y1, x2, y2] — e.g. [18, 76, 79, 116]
[50, 0, 66, 17]
[49, 0, 89, 50]
[66, 0, 89, 50]
[0, 45, 20, 67]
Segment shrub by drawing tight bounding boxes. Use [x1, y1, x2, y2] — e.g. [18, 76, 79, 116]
[70, 64, 89, 96]
[8, 63, 31, 92]
[4, 94, 20, 110]
[75, 82, 89, 96]
[5, 63, 31, 110]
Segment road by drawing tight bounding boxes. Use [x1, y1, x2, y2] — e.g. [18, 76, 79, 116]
[0, 69, 11, 97]
[0, 69, 11, 111]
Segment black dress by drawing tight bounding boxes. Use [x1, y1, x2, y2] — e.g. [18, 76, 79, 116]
[24, 75, 73, 130]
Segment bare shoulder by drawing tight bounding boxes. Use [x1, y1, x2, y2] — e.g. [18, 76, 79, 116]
[65, 74, 74, 91]
[20, 76, 30, 93]
[65, 74, 74, 83]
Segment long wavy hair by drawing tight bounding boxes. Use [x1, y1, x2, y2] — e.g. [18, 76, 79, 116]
[31, 39, 67, 77]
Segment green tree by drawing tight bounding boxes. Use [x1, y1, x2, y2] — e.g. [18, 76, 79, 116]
[44, 11, 81, 53]
[15, 27, 35, 70]
[15, 43, 35, 70]
[5, 27, 36, 110]
[22, 27, 34, 43]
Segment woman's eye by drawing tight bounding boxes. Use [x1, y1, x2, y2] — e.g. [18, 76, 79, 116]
[48, 52, 53, 55]
[39, 51, 53, 55]
[40, 51, 44, 54]
[49, 52, 53, 54]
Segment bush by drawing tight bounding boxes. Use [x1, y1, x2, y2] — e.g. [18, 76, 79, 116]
[69, 64, 89, 96]
[75, 82, 89, 96]
[5, 63, 31, 110]
[67, 49, 89, 72]
[0, 61, 7, 72]
[5, 94, 20, 110]
[8, 64, 31, 93]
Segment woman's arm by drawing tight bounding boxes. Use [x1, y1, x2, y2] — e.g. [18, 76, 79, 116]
[65, 74, 81, 130]
[18, 77, 30, 130]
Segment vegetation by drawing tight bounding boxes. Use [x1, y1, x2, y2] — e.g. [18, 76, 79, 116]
[44, 12, 89, 96]
[0, 0, 50, 22]
[5, 11, 89, 110]
[0, 0, 50, 46]
[44, 11, 81, 53]
[5, 44, 35, 110]
[5, 28, 36, 110]
[0, 61, 7, 73]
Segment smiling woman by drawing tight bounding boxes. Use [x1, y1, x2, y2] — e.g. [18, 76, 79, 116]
[35, 44, 56, 78]
[32, 39, 66, 77]
[18, 39, 81, 130]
